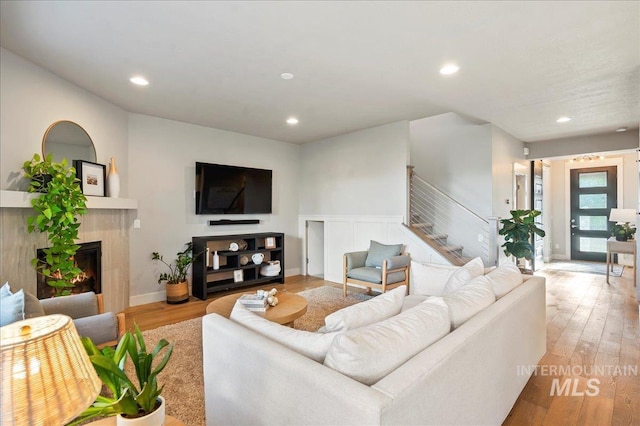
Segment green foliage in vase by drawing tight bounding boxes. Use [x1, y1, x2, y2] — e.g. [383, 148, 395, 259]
[68, 325, 174, 424]
[22, 153, 87, 296]
[498, 209, 546, 261]
[152, 242, 200, 284]
[612, 222, 636, 241]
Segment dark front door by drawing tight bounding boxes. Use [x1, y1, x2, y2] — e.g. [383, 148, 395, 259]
[570, 166, 617, 262]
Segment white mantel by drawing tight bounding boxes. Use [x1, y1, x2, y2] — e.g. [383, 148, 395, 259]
[0, 190, 138, 209]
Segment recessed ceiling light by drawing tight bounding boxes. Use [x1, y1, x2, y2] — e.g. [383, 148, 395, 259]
[556, 116, 571, 123]
[129, 76, 149, 86]
[281, 73, 294, 80]
[439, 64, 460, 75]
[286, 117, 299, 125]
[616, 127, 628, 132]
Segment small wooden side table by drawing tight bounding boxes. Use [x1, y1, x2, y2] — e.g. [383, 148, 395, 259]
[606, 237, 637, 287]
[89, 415, 185, 425]
[206, 292, 307, 326]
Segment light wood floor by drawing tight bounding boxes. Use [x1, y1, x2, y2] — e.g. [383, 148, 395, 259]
[121, 268, 639, 426]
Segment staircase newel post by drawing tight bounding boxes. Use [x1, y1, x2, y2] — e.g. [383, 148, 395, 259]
[406, 165, 414, 226]
[487, 216, 500, 266]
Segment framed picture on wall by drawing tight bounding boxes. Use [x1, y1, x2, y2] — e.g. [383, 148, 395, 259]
[265, 237, 276, 249]
[74, 160, 106, 197]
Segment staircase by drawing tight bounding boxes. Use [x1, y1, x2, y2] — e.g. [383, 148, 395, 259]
[406, 166, 498, 266]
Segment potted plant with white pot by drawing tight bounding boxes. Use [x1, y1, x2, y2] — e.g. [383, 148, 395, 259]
[69, 325, 174, 425]
[498, 209, 546, 273]
[152, 242, 200, 304]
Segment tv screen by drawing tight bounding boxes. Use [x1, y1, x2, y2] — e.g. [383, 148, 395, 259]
[195, 162, 272, 215]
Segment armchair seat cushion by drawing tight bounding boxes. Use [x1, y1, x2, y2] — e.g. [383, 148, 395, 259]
[347, 267, 406, 285]
[74, 312, 119, 344]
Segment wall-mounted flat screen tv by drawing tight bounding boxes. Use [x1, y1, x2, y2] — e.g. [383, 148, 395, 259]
[195, 162, 272, 215]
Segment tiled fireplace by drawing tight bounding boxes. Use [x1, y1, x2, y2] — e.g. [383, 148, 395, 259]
[36, 241, 102, 299]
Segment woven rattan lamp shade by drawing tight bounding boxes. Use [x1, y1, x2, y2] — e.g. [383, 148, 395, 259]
[1, 314, 101, 425]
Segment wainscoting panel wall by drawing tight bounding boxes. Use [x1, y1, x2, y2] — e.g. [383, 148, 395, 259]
[0, 207, 132, 313]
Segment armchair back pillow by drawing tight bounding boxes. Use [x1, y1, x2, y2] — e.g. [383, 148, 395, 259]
[365, 240, 403, 268]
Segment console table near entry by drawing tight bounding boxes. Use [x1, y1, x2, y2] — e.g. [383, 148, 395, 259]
[606, 237, 637, 287]
[89, 415, 185, 425]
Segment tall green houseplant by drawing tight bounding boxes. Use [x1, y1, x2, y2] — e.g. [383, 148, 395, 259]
[499, 209, 545, 262]
[22, 153, 88, 296]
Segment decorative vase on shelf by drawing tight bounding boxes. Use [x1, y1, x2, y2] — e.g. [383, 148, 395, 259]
[107, 157, 120, 198]
[213, 251, 220, 270]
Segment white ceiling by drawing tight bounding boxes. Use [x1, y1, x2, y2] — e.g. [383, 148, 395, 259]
[1, 1, 638, 144]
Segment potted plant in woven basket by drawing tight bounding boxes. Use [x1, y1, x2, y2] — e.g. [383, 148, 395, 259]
[152, 242, 200, 304]
[69, 325, 174, 426]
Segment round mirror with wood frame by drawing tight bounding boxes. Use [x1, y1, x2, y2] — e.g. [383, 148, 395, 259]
[42, 120, 96, 163]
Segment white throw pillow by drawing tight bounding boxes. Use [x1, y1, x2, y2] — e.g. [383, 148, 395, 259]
[230, 303, 339, 363]
[323, 298, 450, 386]
[401, 294, 430, 312]
[440, 275, 495, 329]
[485, 262, 523, 298]
[410, 261, 458, 296]
[443, 257, 485, 294]
[323, 285, 406, 332]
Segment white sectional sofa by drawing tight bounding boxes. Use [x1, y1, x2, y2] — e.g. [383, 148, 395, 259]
[202, 262, 546, 425]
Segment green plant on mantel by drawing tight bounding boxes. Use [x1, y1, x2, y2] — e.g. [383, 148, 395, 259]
[499, 209, 546, 262]
[22, 153, 87, 296]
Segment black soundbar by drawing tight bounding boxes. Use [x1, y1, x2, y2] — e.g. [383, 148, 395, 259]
[208, 219, 260, 226]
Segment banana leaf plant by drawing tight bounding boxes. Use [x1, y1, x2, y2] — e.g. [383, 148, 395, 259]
[68, 325, 174, 425]
[498, 209, 546, 262]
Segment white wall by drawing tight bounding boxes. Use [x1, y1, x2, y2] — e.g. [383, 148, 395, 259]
[128, 114, 302, 304]
[0, 48, 129, 192]
[410, 113, 493, 217]
[525, 130, 639, 159]
[491, 125, 526, 218]
[299, 121, 409, 217]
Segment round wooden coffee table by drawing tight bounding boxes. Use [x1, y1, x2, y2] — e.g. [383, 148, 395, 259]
[206, 292, 308, 326]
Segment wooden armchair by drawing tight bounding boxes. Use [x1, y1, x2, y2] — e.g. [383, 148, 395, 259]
[343, 241, 410, 296]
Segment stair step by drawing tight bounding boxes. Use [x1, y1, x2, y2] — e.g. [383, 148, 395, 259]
[411, 222, 434, 231]
[442, 245, 463, 254]
[423, 233, 448, 244]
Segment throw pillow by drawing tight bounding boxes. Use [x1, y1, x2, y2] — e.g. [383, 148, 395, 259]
[364, 240, 403, 268]
[410, 261, 459, 296]
[485, 262, 523, 298]
[323, 298, 450, 386]
[0, 282, 11, 297]
[440, 275, 495, 329]
[443, 257, 485, 294]
[230, 303, 340, 363]
[0, 286, 25, 326]
[323, 285, 406, 333]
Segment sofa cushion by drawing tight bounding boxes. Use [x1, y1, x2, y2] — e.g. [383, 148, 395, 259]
[364, 240, 403, 268]
[323, 298, 450, 386]
[443, 257, 485, 294]
[401, 294, 430, 311]
[23, 291, 45, 319]
[323, 285, 406, 333]
[486, 262, 523, 298]
[0, 284, 24, 326]
[410, 261, 458, 296]
[230, 303, 339, 363]
[441, 275, 495, 329]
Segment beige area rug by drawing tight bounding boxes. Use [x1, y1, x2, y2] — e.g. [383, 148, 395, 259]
[139, 286, 372, 426]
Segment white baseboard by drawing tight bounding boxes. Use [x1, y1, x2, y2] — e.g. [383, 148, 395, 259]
[130, 291, 166, 306]
[285, 268, 300, 277]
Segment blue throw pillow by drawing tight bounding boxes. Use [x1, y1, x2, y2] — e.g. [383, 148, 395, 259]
[0, 285, 25, 326]
[365, 240, 403, 268]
